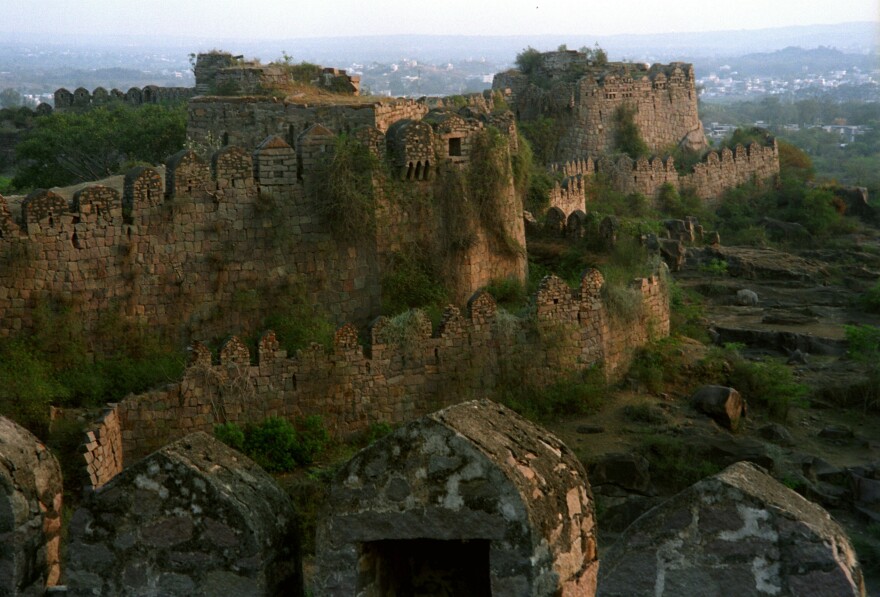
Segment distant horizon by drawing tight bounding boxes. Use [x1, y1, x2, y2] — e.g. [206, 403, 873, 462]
[2, 20, 878, 45]
[2, 0, 878, 41]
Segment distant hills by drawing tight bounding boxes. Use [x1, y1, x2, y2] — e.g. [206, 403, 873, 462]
[2, 21, 877, 67]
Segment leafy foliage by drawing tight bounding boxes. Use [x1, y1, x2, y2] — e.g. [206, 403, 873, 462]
[515, 47, 543, 75]
[13, 103, 186, 190]
[381, 249, 448, 316]
[613, 105, 649, 159]
[312, 134, 379, 240]
[0, 296, 185, 435]
[496, 366, 606, 422]
[214, 415, 330, 473]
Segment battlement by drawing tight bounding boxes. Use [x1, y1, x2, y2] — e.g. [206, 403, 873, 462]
[80, 268, 670, 487]
[542, 138, 779, 219]
[53, 85, 194, 111]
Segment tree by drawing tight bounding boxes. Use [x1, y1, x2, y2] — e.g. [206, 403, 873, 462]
[614, 105, 649, 159]
[0, 88, 22, 108]
[12, 103, 186, 190]
[515, 47, 543, 75]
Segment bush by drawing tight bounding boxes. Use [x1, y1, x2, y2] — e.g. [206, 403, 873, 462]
[214, 422, 245, 451]
[515, 47, 543, 75]
[215, 415, 331, 473]
[312, 133, 379, 240]
[484, 276, 528, 311]
[613, 105, 649, 160]
[497, 366, 606, 421]
[729, 358, 807, 421]
[381, 249, 448, 315]
[639, 435, 723, 493]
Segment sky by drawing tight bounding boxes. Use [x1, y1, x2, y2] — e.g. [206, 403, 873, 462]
[4, 0, 878, 39]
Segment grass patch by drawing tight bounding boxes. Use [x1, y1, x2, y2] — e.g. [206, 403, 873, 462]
[496, 366, 606, 422]
[639, 434, 723, 493]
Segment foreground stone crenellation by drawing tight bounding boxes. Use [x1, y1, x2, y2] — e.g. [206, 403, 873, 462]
[598, 461, 866, 597]
[0, 416, 63, 595]
[66, 432, 301, 596]
[315, 399, 598, 596]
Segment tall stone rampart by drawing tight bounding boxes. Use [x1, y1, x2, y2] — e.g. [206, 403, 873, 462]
[82, 268, 669, 486]
[0, 102, 527, 347]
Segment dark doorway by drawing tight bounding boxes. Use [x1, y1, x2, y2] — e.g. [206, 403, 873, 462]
[358, 539, 491, 596]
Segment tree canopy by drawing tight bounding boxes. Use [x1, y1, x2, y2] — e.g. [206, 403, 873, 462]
[12, 103, 186, 190]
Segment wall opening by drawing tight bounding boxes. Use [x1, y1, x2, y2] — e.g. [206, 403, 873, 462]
[414, 161, 422, 180]
[448, 137, 462, 157]
[222, 132, 229, 146]
[358, 539, 491, 596]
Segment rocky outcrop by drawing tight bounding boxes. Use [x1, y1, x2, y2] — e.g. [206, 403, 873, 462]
[0, 417, 63, 595]
[599, 461, 866, 597]
[65, 432, 301, 596]
[314, 399, 598, 596]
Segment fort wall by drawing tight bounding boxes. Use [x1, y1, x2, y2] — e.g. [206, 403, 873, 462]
[53, 85, 195, 110]
[83, 269, 669, 488]
[544, 140, 779, 217]
[0, 102, 526, 349]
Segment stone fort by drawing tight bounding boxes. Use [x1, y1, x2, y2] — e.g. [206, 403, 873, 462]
[0, 49, 860, 597]
[1, 47, 784, 486]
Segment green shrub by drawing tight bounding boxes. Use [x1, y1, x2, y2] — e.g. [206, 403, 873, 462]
[381, 249, 448, 315]
[729, 358, 807, 420]
[365, 421, 394, 444]
[613, 105, 649, 160]
[214, 422, 245, 451]
[639, 434, 723, 493]
[0, 339, 67, 434]
[312, 133, 379, 241]
[244, 416, 299, 472]
[291, 415, 331, 466]
[859, 281, 880, 314]
[484, 276, 528, 311]
[497, 366, 606, 421]
[700, 258, 728, 276]
[515, 47, 543, 75]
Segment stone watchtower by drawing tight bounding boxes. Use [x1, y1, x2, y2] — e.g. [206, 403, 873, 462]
[493, 50, 707, 161]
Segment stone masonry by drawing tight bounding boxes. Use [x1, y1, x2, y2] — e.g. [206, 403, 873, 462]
[81, 268, 669, 488]
[65, 432, 301, 597]
[314, 399, 598, 596]
[598, 461, 866, 596]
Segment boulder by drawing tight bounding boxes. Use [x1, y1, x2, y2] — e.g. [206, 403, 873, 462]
[598, 462, 866, 597]
[0, 417, 63, 595]
[758, 423, 794, 447]
[658, 238, 686, 271]
[692, 385, 747, 431]
[735, 288, 759, 306]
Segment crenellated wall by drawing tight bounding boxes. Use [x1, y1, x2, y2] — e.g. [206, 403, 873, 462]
[53, 85, 194, 110]
[1, 102, 526, 350]
[82, 269, 669, 488]
[542, 140, 779, 218]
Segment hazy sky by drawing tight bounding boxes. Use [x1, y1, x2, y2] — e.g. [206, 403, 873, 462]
[5, 0, 879, 39]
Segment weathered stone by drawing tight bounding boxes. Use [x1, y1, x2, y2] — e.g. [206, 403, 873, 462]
[692, 385, 747, 431]
[735, 288, 759, 306]
[758, 423, 794, 446]
[315, 400, 598, 596]
[0, 416, 63, 595]
[65, 432, 300, 596]
[599, 462, 866, 597]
